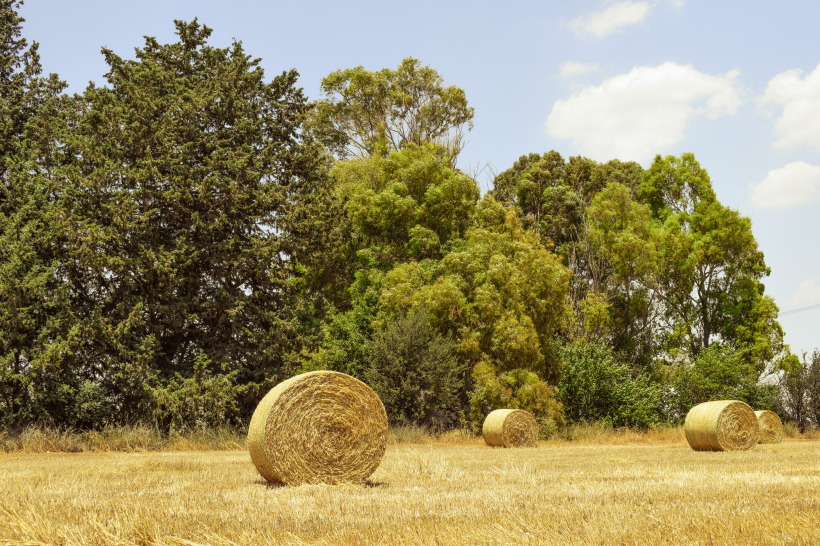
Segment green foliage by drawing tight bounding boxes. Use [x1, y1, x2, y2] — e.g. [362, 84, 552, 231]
[641, 154, 783, 370]
[557, 340, 661, 429]
[303, 292, 378, 381]
[491, 152, 642, 250]
[147, 352, 245, 432]
[72, 381, 110, 429]
[0, 0, 79, 428]
[491, 151, 783, 383]
[775, 350, 820, 431]
[53, 20, 333, 426]
[469, 361, 564, 439]
[365, 309, 465, 429]
[586, 182, 660, 366]
[0, 167, 78, 427]
[0, 4, 795, 437]
[490, 153, 654, 368]
[378, 202, 572, 380]
[308, 57, 474, 162]
[665, 344, 776, 423]
[333, 143, 479, 270]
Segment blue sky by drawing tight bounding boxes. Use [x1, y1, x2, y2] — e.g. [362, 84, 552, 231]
[20, 0, 820, 356]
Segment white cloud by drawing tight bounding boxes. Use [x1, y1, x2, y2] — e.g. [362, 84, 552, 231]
[787, 277, 820, 307]
[559, 61, 599, 78]
[749, 161, 820, 209]
[760, 63, 820, 151]
[545, 62, 742, 163]
[571, 1, 653, 38]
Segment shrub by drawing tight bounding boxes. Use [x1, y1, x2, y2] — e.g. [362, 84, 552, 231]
[365, 309, 465, 429]
[303, 293, 378, 381]
[469, 362, 564, 439]
[775, 349, 820, 432]
[147, 352, 245, 432]
[557, 339, 661, 429]
[665, 343, 776, 423]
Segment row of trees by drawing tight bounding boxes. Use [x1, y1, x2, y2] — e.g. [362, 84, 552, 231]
[0, 2, 812, 433]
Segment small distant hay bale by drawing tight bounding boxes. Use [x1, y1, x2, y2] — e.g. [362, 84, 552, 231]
[482, 409, 539, 448]
[684, 400, 758, 451]
[247, 371, 388, 485]
[755, 410, 783, 444]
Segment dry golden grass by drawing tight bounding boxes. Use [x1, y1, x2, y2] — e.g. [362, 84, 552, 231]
[0, 431, 818, 545]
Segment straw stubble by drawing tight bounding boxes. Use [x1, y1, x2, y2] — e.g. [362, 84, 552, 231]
[684, 400, 758, 451]
[248, 371, 388, 485]
[482, 409, 539, 447]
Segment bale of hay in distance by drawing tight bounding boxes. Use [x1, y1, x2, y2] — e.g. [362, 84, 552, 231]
[684, 400, 758, 451]
[248, 371, 388, 485]
[755, 410, 783, 444]
[482, 409, 539, 447]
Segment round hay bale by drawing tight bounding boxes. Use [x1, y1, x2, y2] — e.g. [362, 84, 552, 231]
[247, 371, 388, 485]
[755, 410, 783, 444]
[482, 409, 539, 448]
[684, 400, 758, 451]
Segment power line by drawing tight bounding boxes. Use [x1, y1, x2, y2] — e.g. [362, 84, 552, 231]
[780, 303, 820, 316]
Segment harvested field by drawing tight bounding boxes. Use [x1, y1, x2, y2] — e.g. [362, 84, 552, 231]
[0, 435, 818, 545]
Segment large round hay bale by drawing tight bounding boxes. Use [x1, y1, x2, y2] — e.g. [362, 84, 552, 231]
[684, 400, 758, 451]
[482, 409, 539, 448]
[248, 371, 388, 485]
[755, 410, 783, 444]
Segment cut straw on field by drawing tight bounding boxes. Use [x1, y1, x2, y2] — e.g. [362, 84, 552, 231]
[3, 439, 819, 545]
[247, 370, 388, 485]
[482, 409, 538, 447]
[684, 400, 758, 451]
[755, 410, 783, 444]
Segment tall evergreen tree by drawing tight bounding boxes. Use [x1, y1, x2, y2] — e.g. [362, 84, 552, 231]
[60, 20, 334, 423]
[0, 0, 76, 427]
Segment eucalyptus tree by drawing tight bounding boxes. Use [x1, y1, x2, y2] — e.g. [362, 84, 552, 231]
[308, 58, 473, 164]
[641, 153, 783, 371]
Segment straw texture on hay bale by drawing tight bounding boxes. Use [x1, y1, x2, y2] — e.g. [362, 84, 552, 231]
[248, 371, 388, 485]
[755, 410, 783, 444]
[482, 409, 539, 447]
[684, 400, 758, 451]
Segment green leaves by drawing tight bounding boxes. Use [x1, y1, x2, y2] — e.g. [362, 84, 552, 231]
[0, 5, 792, 434]
[334, 143, 479, 269]
[640, 152, 716, 220]
[0, 0, 76, 427]
[378, 207, 572, 381]
[558, 340, 661, 429]
[645, 154, 780, 369]
[665, 344, 777, 423]
[365, 309, 464, 428]
[308, 58, 474, 162]
[53, 19, 332, 425]
[469, 361, 564, 438]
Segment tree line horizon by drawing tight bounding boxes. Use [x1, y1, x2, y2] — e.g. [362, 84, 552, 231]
[1, 4, 818, 434]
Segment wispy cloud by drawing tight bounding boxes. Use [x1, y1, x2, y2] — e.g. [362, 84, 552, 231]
[546, 62, 741, 162]
[787, 277, 820, 307]
[559, 61, 599, 78]
[571, 1, 654, 38]
[749, 161, 820, 209]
